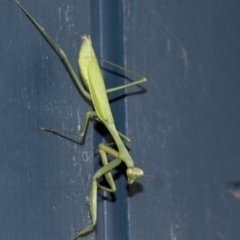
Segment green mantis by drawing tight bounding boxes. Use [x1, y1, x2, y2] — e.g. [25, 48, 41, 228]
[15, 1, 147, 239]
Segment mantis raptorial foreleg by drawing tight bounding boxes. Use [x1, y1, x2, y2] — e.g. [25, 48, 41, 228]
[72, 144, 120, 240]
[15, 1, 147, 239]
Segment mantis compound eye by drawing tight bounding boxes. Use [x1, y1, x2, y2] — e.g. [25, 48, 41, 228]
[126, 167, 144, 184]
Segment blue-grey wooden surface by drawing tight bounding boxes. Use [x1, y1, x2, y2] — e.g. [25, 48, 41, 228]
[124, 1, 240, 240]
[1, 1, 240, 240]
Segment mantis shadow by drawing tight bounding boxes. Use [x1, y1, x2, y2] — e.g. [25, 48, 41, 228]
[127, 182, 144, 197]
[226, 181, 240, 199]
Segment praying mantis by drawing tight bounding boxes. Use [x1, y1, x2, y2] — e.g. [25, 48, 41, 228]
[15, 1, 147, 239]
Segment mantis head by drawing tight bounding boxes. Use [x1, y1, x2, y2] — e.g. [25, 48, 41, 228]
[126, 167, 144, 184]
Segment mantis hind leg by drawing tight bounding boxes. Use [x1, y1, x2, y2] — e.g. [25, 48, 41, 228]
[37, 111, 97, 139]
[73, 144, 120, 239]
[102, 59, 147, 93]
[14, 0, 91, 101]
